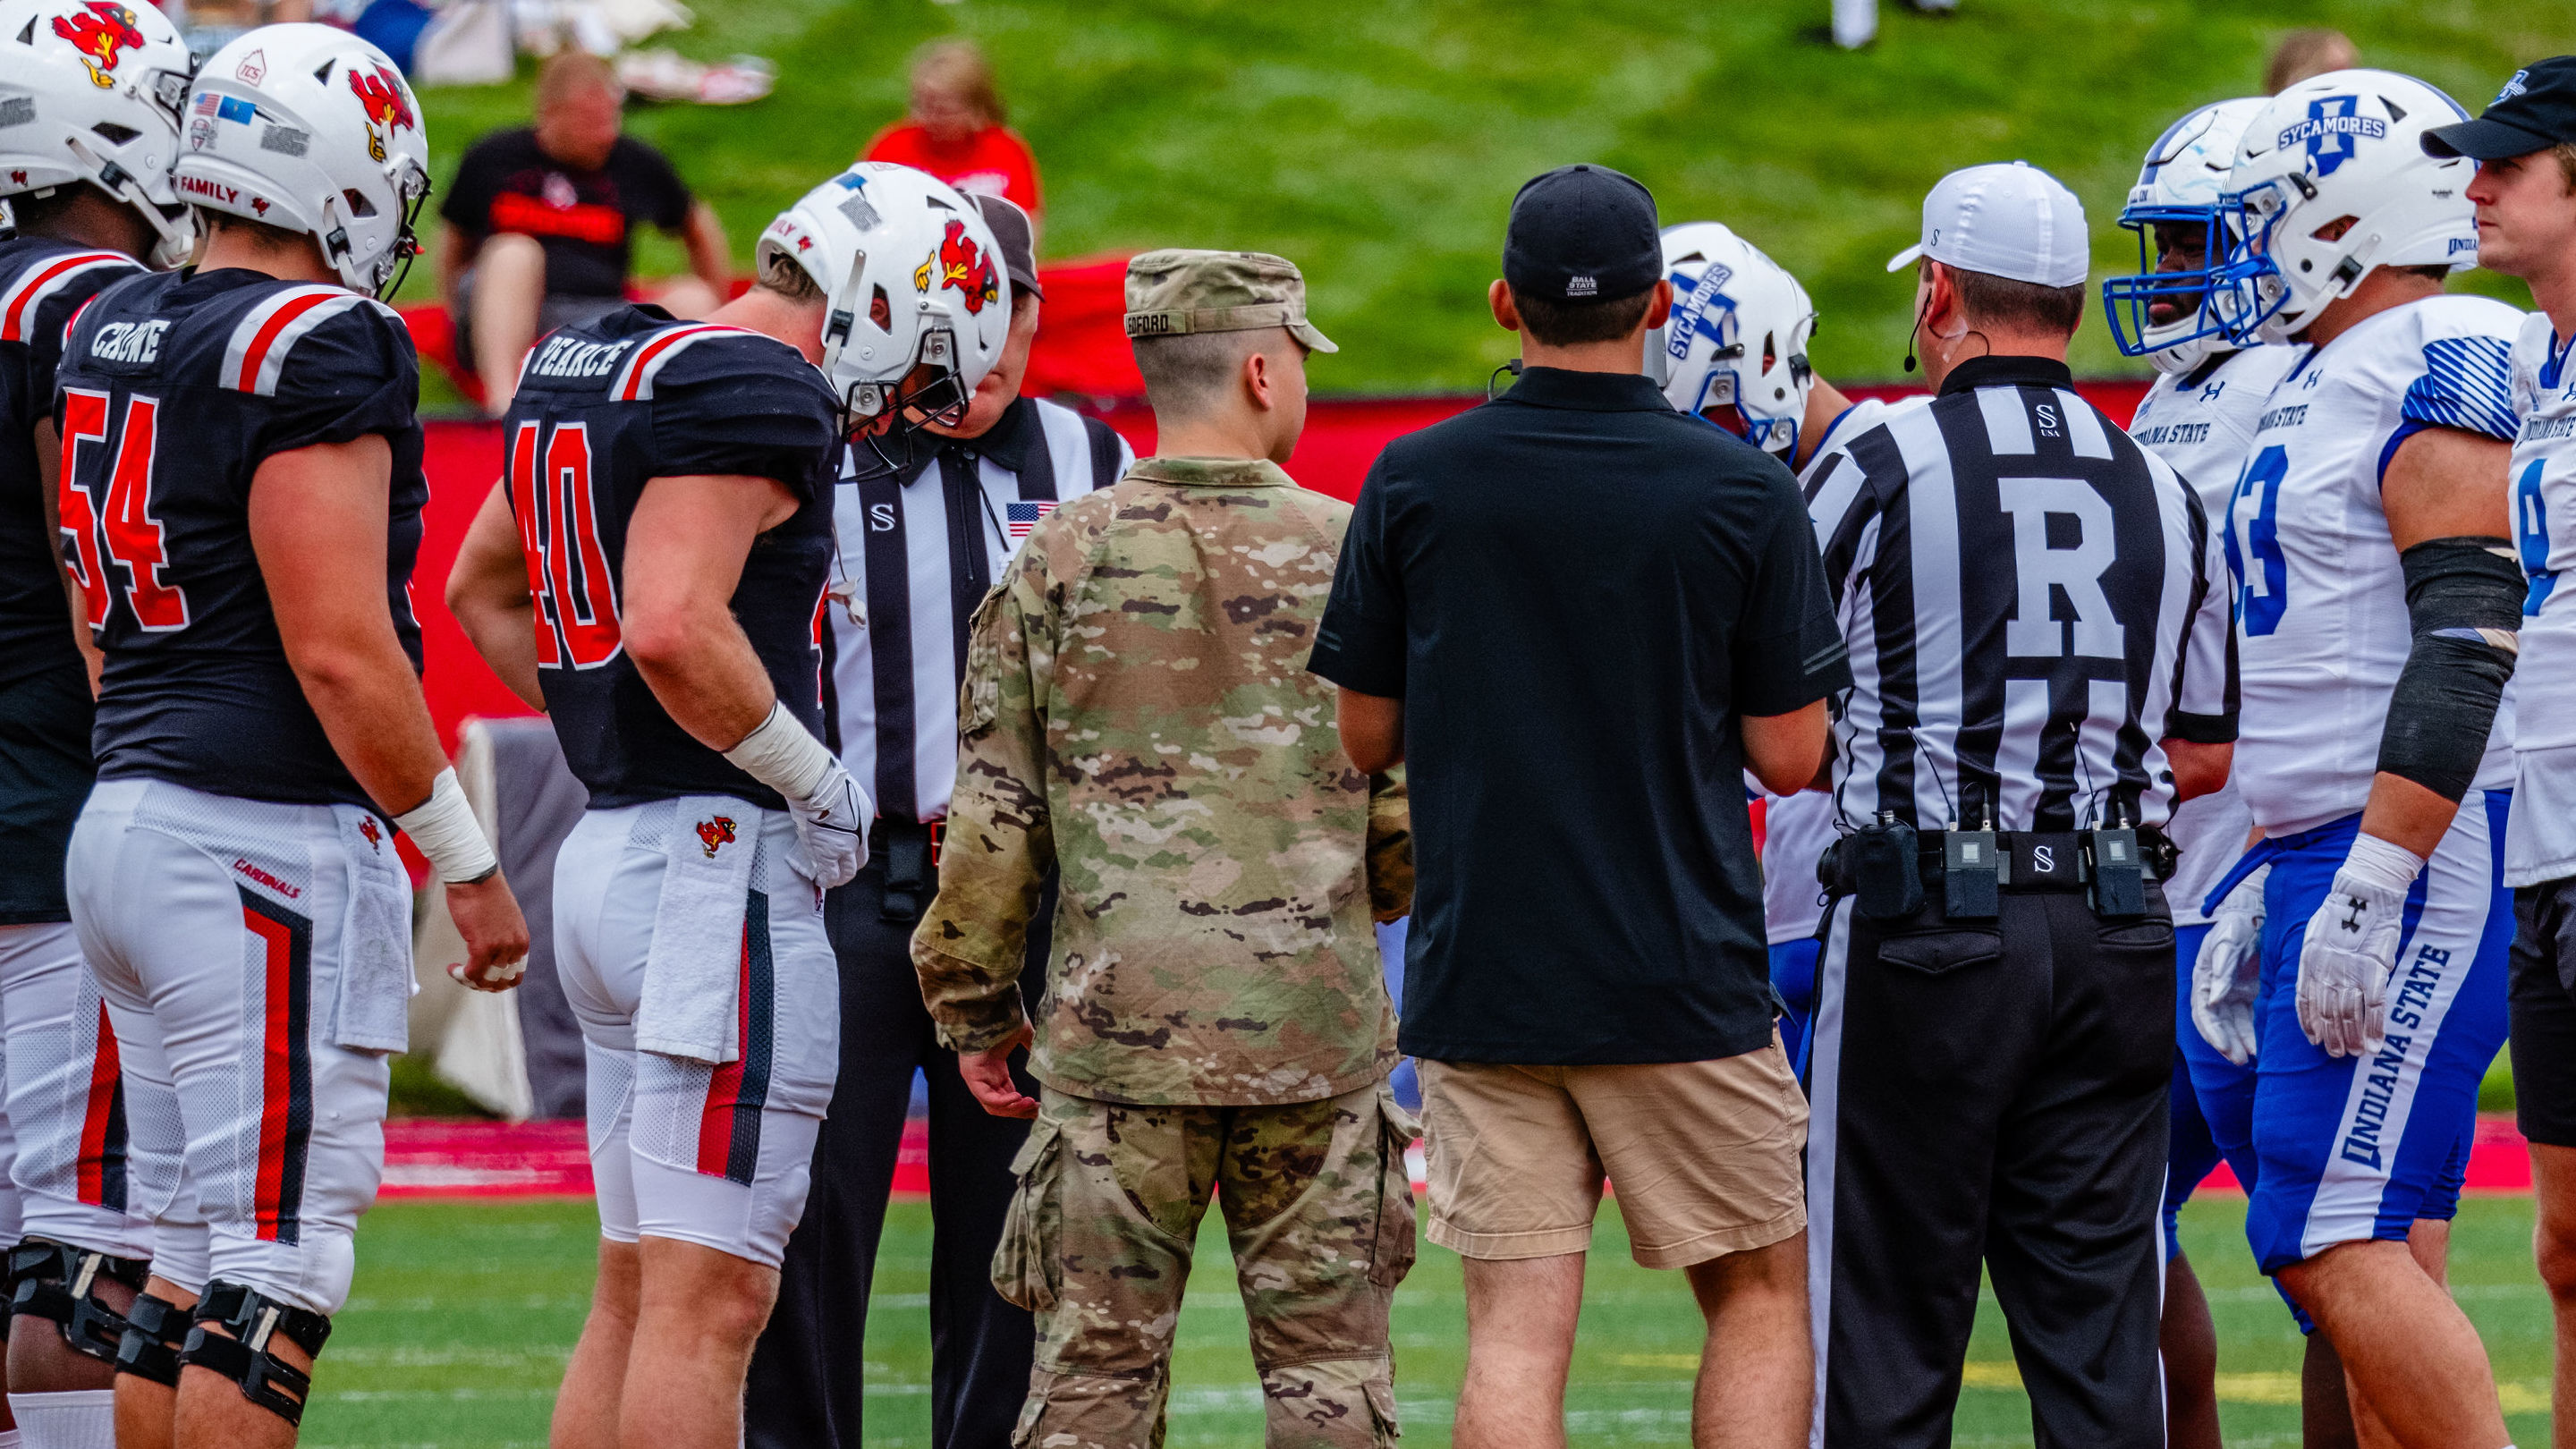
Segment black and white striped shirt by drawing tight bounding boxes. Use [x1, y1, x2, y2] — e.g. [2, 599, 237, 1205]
[824, 394, 1132, 822]
[1803, 356, 2236, 835]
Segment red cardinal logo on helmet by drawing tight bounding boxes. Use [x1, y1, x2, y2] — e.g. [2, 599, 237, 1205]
[53, 3, 146, 90]
[345, 63, 414, 164]
[934, 219, 999, 315]
[695, 816, 738, 859]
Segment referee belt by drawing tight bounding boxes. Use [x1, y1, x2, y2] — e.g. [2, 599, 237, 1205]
[1818, 827, 2174, 898]
[871, 818, 945, 924]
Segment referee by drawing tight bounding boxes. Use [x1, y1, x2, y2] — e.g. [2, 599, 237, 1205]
[745, 194, 1134, 1449]
[1800, 162, 2237, 1448]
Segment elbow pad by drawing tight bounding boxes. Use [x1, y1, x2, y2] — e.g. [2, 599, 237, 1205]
[2376, 537, 2523, 802]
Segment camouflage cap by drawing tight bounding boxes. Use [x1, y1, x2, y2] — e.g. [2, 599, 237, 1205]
[1123, 249, 1337, 353]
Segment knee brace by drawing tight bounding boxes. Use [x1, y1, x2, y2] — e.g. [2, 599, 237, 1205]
[5, 1238, 147, 1362]
[114, 1291, 191, 1386]
[177, 1280, 333, 1427]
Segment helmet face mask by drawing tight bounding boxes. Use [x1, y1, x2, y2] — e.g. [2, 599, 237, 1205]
[2103, 96, 2270, 371]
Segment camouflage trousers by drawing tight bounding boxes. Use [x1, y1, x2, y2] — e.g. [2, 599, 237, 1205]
[991, 1080, 1420, 1448]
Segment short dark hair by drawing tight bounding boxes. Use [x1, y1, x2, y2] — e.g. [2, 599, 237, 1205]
[1133, 328, 1264, 419]
[1511, 284, 1655, 346]
[1934, 261, 2086, 337]
[201, 208, 309, 252]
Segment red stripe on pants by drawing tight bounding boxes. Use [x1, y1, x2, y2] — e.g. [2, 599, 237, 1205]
[695, 926, 752, 1176]
[74, 1003, 120, 1205]
[246, 909, 296, 1241]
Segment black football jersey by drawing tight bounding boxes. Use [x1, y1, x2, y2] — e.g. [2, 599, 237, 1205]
[502, 305, 838, 811]
[57, 268, 427, 808]
[0, 239, 142, 688]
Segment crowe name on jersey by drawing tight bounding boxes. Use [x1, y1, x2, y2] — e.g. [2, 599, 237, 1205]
[502, 306, 839, 811]
[57, 268, 425, 808]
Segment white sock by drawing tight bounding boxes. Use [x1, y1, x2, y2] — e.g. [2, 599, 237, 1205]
[0, 1428, 21, 1449]
[7, 1390, 117, 1449]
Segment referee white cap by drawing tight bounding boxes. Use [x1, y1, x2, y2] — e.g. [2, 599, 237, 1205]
[1885, 161, 2089, 289]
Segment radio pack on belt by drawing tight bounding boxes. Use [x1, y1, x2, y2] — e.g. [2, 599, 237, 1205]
[1844, 812, 1923, 922]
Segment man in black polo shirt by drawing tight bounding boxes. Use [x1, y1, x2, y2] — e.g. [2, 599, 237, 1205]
[1309, 164, 1847, 1449]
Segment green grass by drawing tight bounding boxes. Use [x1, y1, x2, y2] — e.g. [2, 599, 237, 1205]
[300, 1191, 2557, 1447]
[403, 0, 2559, 411]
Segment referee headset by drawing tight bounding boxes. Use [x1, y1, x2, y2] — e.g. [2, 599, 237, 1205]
[1903, 258, 1994, 375]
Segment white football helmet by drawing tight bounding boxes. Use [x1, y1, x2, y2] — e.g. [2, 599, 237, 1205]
[757, 162, 1009, 435]
[173, 23, 428, 296]
[1648, 221, 1816, 457]
[0, 0, 196, 267]
[2212, 69, 2477, 344]
[2103, 96, 2269, 373]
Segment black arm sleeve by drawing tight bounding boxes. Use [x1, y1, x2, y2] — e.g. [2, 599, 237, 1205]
[2375, 536, 2524, 802]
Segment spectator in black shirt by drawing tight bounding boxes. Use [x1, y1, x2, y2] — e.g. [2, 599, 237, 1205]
[436, 51, 731, 415]
[1309, 164, 1847, 1449]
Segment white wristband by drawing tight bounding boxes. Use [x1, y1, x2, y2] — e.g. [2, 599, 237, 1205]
[394, 768, 500, 884]
[2340, 832, 2428, 896]
[723, 701, 841, 802]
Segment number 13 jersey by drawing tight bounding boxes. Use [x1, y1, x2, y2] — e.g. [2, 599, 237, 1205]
[56, 267, 426, 809]
[2226, 292, 2523, 836]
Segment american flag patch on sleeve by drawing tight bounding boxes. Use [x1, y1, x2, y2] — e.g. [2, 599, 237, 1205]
[1006, 500, 1056, 540]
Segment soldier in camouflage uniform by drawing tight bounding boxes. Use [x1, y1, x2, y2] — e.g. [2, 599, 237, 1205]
[911, 250, 1417, 1449]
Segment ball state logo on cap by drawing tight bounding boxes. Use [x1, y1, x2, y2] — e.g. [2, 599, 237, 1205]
[1566, 275, 1597, 298]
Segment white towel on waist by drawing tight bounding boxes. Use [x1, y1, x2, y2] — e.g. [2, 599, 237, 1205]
[332, 806, 417, 1053]
[636, 798, 756, 1064]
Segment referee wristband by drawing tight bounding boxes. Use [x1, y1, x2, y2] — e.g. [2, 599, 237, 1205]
[722, 700, 841, 803]
[394, 768, 501, 886]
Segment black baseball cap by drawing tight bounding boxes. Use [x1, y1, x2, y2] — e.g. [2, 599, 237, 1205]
[1503, 164, 1661, 304]
[970, 193, 1043, 302]
[2423, 57, 2576, 160]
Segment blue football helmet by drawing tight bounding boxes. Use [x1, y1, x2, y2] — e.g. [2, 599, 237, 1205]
[2103, 97, 2268, 371]
[1648, 221, 1816, 457]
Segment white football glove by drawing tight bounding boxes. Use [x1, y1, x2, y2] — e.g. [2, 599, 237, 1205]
[2191, 866, 2267, 1066]
[2294, 835, 2422, 1059]
[786, 758, 870, 889]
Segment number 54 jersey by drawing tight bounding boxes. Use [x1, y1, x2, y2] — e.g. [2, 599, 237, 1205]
[55, 268, 426, 809]
[499, 307, 840, 810]
[2226, 293, 2525, 836]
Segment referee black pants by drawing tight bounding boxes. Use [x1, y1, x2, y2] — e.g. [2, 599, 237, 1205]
[1805, 887, 2173, 1449]
[744, 860, 1049, 1449]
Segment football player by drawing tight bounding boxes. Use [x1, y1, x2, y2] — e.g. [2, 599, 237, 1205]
[2419, 53, 2576, 1445]
[440, 164, 1005, 1449]
[55, 25, 527, 1449]
[2191, 69, 2524, 1448]
[1652, 218, 1923, 1075]
[2100, 93, 2302, 1449]
[0, 4, 194, 1447]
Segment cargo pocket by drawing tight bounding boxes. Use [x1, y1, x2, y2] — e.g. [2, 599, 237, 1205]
[1876, 929, 2002, 977]
[1368, 1089, 1420, 1289]
[1365, 1377, 1402, 1445]
[991, 1114, 1064, 1313]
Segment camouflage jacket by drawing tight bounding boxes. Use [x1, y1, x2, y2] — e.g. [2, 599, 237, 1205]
[912, 456, 1408, 1106]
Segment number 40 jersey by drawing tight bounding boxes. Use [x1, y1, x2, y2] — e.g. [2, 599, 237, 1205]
[499, 306, 840, 812]
[56, 268, 427, 809]
[2226, 292, 2524, 837]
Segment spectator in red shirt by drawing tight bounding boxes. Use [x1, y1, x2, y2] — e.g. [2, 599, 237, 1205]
[436, 52, 732, 415]
[861, 39, 1043, 226]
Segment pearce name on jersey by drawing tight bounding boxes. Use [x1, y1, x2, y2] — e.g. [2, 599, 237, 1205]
[502, 306, 839, 812]
[58, 268, 426, 809]
[2226, 292, 2524, 836]
[0, 240, 141, 688]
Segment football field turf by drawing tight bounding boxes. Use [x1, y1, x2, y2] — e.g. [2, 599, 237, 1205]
[300, 1191, 2555, 1447]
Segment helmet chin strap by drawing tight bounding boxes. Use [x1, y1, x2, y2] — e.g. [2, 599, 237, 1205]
[63, 134, 192, 268]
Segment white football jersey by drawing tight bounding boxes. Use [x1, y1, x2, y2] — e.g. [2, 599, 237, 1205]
[1763, 395, 1926, 944]
[2228, 294, 2525, 836]
[2129, 345, 2293, 922]
[2506, 311, 2576, 885]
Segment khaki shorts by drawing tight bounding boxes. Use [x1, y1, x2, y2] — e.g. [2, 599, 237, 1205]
[1417, 1038, 1807, 1269]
